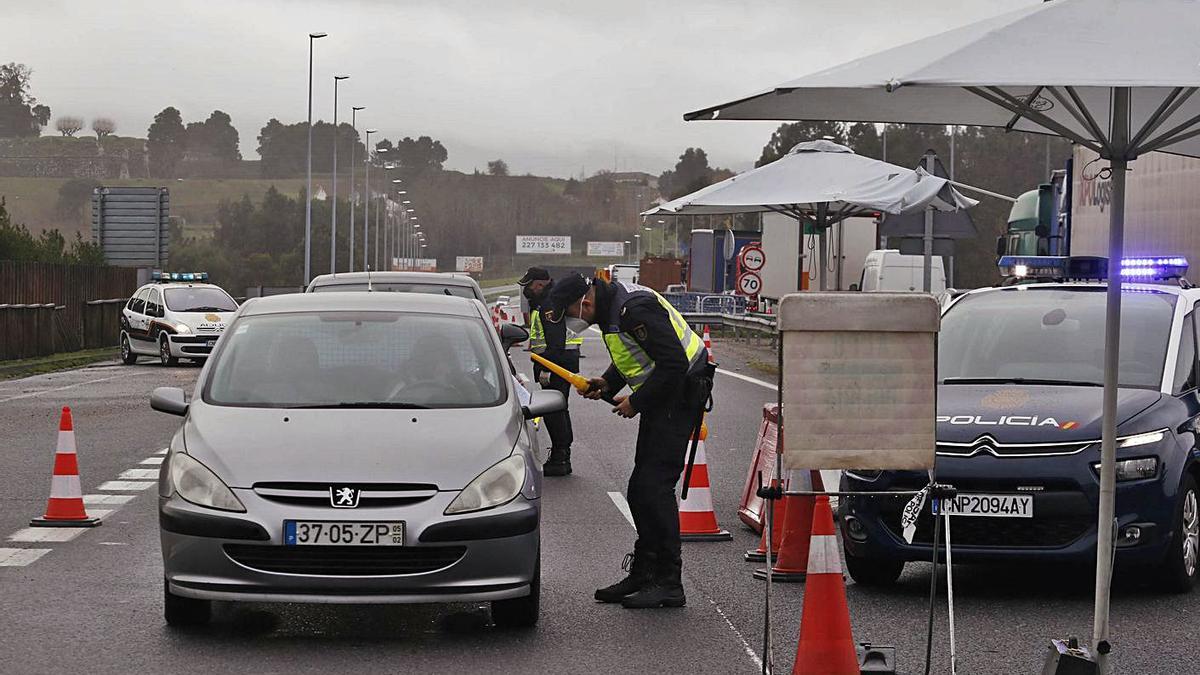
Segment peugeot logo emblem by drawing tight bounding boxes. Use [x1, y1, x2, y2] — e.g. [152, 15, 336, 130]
[330, 486, 360, 508]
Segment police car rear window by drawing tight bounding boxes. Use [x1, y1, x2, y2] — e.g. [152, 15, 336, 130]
[939, 287, 1176, 390]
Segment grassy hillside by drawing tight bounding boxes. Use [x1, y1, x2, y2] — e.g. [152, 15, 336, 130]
[0, 176, 331, 238]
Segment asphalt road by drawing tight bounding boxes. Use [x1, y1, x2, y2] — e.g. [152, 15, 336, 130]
[3, 333, 1200, 674]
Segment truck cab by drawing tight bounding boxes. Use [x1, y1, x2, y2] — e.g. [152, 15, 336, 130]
[996, 164, 1071, 258]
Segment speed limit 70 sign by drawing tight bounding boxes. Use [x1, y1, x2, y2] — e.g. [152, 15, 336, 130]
[737, 271, 762, 296]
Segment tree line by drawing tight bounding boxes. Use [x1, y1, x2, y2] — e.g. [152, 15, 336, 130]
[0, 197, 105, 265]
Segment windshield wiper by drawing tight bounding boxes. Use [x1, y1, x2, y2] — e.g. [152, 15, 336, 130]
[183, 306, 232, 312]
[941, 377, 1103, 387]
[288, 402, 430, 409]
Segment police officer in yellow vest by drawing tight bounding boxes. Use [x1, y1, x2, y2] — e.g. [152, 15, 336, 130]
[545, 273, 710, 609]
[519, 267, 583, 476]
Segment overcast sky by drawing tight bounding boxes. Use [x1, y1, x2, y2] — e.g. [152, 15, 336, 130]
[8, 0, 1038, 178]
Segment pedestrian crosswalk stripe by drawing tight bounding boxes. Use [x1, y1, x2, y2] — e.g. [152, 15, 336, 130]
[84, 494, 135, 505]
[99, 480, 155, 491]
[119, 468, 159, 480]
[0, 548, 51, 566]
[140, 456, 165, 465]
[9, 528, 87, 543]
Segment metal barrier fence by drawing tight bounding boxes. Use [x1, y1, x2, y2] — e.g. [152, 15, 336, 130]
[663, 292, 749, 316]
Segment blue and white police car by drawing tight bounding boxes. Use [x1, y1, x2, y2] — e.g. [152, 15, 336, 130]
[841, 255, 1200, 592]
[120, 272, 237, 366]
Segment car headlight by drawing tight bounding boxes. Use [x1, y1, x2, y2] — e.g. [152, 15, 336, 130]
[1117, 430, 1165, 448]
[445, 454, 527, 515]
[1093, 457, 1159, 482]
[175, 323, 192, 334]
[162, 451, 245, 512]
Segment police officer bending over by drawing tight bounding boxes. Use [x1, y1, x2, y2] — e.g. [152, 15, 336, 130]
[545, 273, 710, 609]
[518, 267, 581, 476]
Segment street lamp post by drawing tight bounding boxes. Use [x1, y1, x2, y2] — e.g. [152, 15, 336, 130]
[656, 219, 666, 257]
[348, 106, 364, 271]
[304, 31, 327, 285]
[330, 74, 348, 274]
[362, 128, 377, 271]
[634, 233, 641, 261]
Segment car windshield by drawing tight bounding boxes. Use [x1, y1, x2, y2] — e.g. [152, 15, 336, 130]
[311, 282, 478, 300]
[204, 311, 504, 408]
[939, 287, 1177, 389]
[164, 287, 237, 312]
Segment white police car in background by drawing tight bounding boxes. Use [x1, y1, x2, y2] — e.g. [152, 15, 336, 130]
[120, 272, 238, 366]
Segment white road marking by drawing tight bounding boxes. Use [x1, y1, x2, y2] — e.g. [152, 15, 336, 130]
[716, 368, 777, 391]
[98, 480, 155, 491]
[155, 448, 169, 455]
[606, 491, 636, 529]
[709, 598, 765, 671]
[9, 527, 87, 543]
[119, 468, 159, 480]
[140, 456, 165, 465]
[0, 372, 147, 404]
[0, 548, 51, 566]
[84, 494, 135, 505]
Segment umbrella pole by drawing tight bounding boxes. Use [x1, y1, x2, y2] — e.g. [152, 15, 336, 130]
[922, 151, 935, 293]
[817, 203, 828, 291]
[1094, 87, 1129, 675]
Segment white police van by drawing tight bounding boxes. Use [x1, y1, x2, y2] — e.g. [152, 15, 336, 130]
[119, 272, 237, 366]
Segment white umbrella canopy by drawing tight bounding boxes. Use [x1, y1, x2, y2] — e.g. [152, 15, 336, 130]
[643, 140, 976, 218]
[683, 0, 1200, 667]
[686, 0, 1200, 160]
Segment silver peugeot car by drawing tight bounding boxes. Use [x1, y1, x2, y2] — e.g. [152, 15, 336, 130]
[150, 292, 562, 628]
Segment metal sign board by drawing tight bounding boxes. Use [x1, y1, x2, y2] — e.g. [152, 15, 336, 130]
[91, 187, 170, 268]
[516, 235, 571, 255]
[736, 271, 763, 296]
[456, 256, 484, 273]
[778, 293, 939, 470]
[587, 241, 625, 257]
[739, 245, 766, 271]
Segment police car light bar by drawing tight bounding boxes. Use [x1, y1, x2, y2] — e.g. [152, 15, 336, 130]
[998, 256, 1107, 281]
[151, 271, 209, 282]
[1120, 256, 1188, 280]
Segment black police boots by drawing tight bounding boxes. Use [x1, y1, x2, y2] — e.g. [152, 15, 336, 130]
[621, 555, 686, 609]
[594, 551, 655, 603]
[543, 448, 572, 476]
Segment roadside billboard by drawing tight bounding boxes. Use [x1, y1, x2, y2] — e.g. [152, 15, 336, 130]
[91, 186, 170, 268]
[393, 258, 438, 272]
[516, 235, 571, 255]
[456, 256, 484, 273]
[587, 241, 625, 257]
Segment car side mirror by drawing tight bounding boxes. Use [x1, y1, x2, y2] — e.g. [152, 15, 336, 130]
[500, 323, 529, 352]
[150, 387, 189, 416]
[523, 389, 565, 420]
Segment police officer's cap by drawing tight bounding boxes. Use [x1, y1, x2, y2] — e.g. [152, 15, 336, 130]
[517, 267, 551, 287]
[543, 273, 590, 321]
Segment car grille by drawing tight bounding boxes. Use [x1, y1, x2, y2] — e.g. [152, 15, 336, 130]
[224, 544, 466, 576]
[880, 509, 1092, 548]
[252, 482, 439, 508]
[937, 438, 1094, 458]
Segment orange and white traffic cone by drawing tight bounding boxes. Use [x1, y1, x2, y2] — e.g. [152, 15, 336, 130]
[31, 406, 100, 528]
[745, 476, 788, 562]
[791, 495, 858, 674]
[754, 470, 824, 582]
[678, 421, 731, 541]
[703, 325, 714, 363]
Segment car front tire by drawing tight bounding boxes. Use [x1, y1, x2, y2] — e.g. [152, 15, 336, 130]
[120, 333, 137, 365]
[159, 335, 179, 367]
[1157, 474, 1199, 594]
[845, 549, 904, 587]
[163, 579, 211, 626]
[491, 550, 540, 628]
